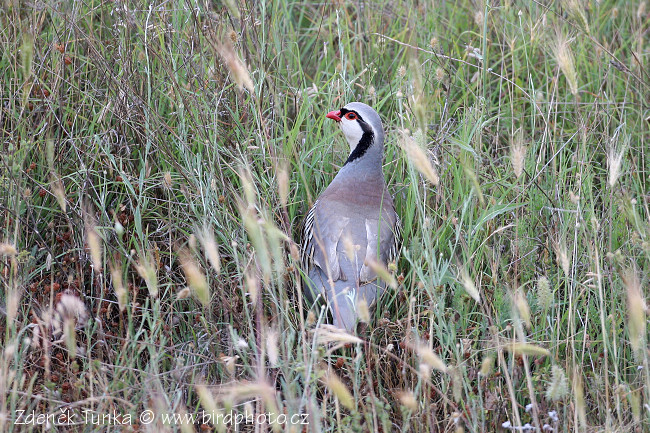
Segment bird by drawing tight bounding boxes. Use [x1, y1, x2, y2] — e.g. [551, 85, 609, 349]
[301, 102, 401, 332]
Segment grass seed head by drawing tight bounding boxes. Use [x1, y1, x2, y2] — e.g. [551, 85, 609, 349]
[513, 288, 531, 328]
[546, 365, 569, 401]
[266, 326, 279, 366]
[623, 267, 646, 356]
[563, 0, 590, 33]
[178, 248, 210, 306]
[0, 244, 17, 256]
[21, 32, 34, 79]
[314, 325, 363, 345]
[306, 310, 316, 327]
[341, 233, 357, 261]
[56, 294, 88, 324]
[407, 338, 447, 373]
[177, 287, 191, 300]
[356, 299, 370, 323]
[196, 226, 221, 274]
[553, 32, 578, 95]
[163, 171, 172, 189]
[458, 265, 480, 302]
[479, 355, 494, 377]
[397, 390, 418, 411]
[536, 276, 553, 312]
[50, 175, 67, 213]
[56, 294, 88, 358]
[474, 10, 484, 27]
[114, 220, 124, 239]
[86, 225, 102, 273]
[364, 257, 397, 289]
[6, 286, 21, 323]
[400, 129, 440, 186]
[277, 167, 289, 207]
[510, 130, 527, 179]
[195, 384, 219, 417]
[607, 136, 628, 187]
[573, 370, 587, 427]
[245, 271, 259, 303]
[435, 67, 445, 82]
[321, 368, 355, 411]
[552, 239, 571, 277]
[215, 40, 253, 93]
[223, 0, 241, 19]
[135, 254, 159, 298]
[507, 343, 550, 357]
[110, 262, 128, 311]
[638, 2, 647, 19]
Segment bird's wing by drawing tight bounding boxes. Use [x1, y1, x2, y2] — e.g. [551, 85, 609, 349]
[383, 212, 402, 265]
[359, 208, 400, 283]
[301, 200, 350, 282]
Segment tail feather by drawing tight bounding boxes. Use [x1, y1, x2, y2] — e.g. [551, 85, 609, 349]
[306, 267, 386, 333]
[329, 291, 357, 332]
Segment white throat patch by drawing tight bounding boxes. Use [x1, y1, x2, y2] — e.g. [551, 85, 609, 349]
[339, 117, 365, 153]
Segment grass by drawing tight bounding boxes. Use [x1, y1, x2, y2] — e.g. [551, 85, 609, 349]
[1, 0, 648, 431]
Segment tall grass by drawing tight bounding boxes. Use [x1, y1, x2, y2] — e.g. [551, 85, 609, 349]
[1, 0, 648, 431]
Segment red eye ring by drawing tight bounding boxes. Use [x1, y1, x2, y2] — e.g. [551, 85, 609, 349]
[345, 112, 357, 120]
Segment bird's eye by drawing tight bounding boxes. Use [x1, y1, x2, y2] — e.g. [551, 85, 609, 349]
[345, 112, 357, 120]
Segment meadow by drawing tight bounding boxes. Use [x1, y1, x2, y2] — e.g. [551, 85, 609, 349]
[1, 0, 649, 431]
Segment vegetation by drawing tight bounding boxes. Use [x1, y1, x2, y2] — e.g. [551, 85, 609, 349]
[1, 0, 648, 431]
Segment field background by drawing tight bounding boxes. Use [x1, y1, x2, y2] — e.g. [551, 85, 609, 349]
[1, 0, 649, 431]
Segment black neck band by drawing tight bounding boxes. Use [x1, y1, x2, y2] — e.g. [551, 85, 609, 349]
[345, 132, 374, 164]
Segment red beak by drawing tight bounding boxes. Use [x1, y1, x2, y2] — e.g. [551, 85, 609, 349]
[326, 110, 342, 122]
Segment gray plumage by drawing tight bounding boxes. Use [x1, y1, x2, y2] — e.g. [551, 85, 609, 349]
[301, 102, 401, 331]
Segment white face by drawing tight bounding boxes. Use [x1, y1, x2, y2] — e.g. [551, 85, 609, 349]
[339, 115, 364, 153]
